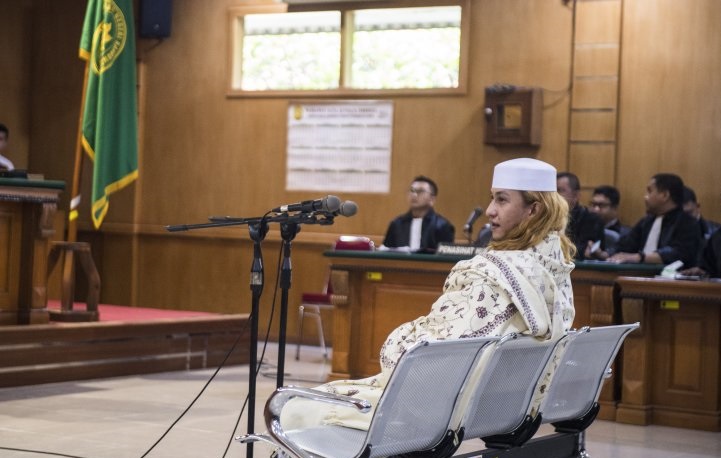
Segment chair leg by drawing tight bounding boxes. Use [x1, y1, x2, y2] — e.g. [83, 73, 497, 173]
[310, 306, 328, 359]
[296, 305, 306, 361]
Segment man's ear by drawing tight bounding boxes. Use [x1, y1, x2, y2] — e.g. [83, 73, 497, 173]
[660, 189, 671, 202]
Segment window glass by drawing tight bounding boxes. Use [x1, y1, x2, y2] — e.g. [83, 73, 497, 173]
[241, 11, 341, 90]
[349, 7, 462, 89]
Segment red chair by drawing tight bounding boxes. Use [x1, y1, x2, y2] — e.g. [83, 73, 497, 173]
[295, 236, 374, 360]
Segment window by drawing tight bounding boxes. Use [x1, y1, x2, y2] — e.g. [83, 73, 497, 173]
[228, 1, 469, 96]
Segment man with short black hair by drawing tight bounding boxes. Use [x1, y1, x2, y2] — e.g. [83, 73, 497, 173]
[557, 172, 605, 260]
[590, 185, 630, 236]
[606, 173, 702, 266]
[682, 186, 720, 240]
[0, 124, 15, 171]
[382, 175, 455, 253]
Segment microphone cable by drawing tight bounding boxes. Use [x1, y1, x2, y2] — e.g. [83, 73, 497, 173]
[0, 447, 89, 458]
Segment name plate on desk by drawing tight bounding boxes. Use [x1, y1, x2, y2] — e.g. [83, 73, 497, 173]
[436, 243, 483, 257]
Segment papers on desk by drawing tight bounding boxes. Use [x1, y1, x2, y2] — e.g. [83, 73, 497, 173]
[377, 245, 413, 253]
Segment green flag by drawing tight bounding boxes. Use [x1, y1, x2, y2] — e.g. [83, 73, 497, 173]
[79, 0, 138, 229]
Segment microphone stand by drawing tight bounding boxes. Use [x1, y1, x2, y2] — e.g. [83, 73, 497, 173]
[277, 222, 299, 388]
[246, 220, 268, 458]
[165, 211, 336, 458]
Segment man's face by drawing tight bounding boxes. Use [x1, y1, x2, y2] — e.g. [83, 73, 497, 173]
[556, 177, 578, 208]
[589, 193, 617, 224]
[0, 133, 7, 154]
[407, 180, 435, 212]
[644, 179, 668, 215]
[682, 201, 701, 219]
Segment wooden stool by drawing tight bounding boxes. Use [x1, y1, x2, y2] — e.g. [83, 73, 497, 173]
[47, 241, 100, 322]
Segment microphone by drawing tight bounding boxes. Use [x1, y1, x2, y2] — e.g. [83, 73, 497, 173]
[332, 200, 358, 217]
[272, 195, 341, 214]
[463, 207, 484, 234]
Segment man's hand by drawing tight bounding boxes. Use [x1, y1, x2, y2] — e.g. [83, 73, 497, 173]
[584, 240, 609, 260]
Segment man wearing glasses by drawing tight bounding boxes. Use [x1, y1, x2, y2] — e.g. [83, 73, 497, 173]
[381, 176, 455, 253]
[557, 172, 605, 260]
[589, 185, 631, 252]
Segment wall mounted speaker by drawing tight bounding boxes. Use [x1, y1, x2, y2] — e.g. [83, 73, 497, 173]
[139, 0, 173, 39]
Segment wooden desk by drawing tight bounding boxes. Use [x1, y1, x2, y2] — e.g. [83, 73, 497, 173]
[614, 277, 721, 431]
[0, 178, 64, 325]
[325, 251, 660, 420]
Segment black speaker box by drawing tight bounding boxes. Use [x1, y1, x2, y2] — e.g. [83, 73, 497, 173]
[139, 0, 173, 39]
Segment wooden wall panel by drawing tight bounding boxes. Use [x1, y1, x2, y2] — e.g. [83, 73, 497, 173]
[7, 0, 718, 336]
[0, 0, 34, 170]
[571, 112, 617, 142]
[574, 45, 619, 77]
[575, 0, 622, 45]
[572, 79, 619, 110]
[569, 144, 616, 188]
[618, 0, 721, 223]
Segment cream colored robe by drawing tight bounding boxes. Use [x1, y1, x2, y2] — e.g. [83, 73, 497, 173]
[281, 233, 575, 431]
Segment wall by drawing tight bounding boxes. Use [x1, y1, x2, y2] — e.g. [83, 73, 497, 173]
[617, 0, 721, 223]
[0, 0, 34, 170]
[9, 0, 721, 343]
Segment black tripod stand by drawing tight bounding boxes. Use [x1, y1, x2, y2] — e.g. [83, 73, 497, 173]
[166, 210, 339, 458]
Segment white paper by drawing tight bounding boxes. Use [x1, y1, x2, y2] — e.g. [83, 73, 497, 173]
[286, 101, 393, 193]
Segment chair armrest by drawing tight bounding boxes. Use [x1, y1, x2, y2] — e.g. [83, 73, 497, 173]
[264, 386, 372, 458]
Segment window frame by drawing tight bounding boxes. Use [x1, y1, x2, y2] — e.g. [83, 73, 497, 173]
[227, 0, 471, 98]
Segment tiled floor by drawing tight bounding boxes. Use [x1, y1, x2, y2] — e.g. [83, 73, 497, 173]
[0, 344, 719, 458]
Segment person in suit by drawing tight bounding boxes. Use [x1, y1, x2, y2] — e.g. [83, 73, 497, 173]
[590, 185, 630, 236]
[588, 185, 630, 254]
[681, 229, 721, 278]
[0, 124, 16, 171]
[682, 186, 720, 240]
[557, 172, 605, 260]
[381, 175, 455, 253]
[600, 173, 702, 267]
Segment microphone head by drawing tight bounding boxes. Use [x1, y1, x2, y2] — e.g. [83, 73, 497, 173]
[474, 207, 483, 216]
[324, 195, 342, 213]
[337, 200, 358, 217]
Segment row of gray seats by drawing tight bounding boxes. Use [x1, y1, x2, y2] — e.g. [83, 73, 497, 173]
[238, 323, 640, 458]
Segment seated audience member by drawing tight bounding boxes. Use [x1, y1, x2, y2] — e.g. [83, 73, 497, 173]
[589, 185, 630, 254]
[681, 228, 721, 278]
[682, 186, 720, 240]
[281, 158, 576, 432]
[590, 185, 630, 236]
[0, 124, 16, 171]
[557, 172, 605, 260]
[596, 174, 702, 267]
[381, 175, 455, 253]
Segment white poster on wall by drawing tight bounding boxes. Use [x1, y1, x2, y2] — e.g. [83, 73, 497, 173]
[286, 101, 393, 193]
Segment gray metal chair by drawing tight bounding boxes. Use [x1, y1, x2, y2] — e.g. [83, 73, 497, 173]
[238, 336, 499, 458]
[540, 323, 639, 427]
[536, 322, 640, 458]
[456, 333, 567, 450]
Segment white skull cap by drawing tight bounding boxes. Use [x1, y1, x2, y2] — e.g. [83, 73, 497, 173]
[491, 158, 557, 192]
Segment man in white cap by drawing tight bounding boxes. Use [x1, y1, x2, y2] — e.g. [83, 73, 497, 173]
[280, 157, 576, 433]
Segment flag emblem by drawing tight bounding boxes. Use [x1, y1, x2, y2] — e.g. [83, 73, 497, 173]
[90, 0, 127, 75]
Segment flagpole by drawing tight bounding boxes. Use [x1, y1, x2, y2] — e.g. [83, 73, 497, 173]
[60, 60, 90, 307]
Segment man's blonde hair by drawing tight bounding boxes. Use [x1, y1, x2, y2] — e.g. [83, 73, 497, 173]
[488, 191, 576, 262]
